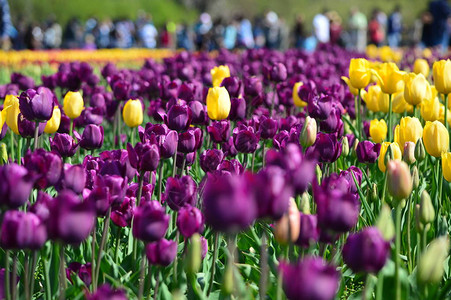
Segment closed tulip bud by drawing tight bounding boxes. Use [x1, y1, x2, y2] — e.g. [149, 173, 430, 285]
[210, 65, 230, 87]
[274, 198, 300, 245]
[78, 124, 104, 150]
[387, 160, 413, 200]
[122, 99, 143, 128]
[88, 284, 127, 300]
[0, 143, 7, 165]
[422, 121, 449, 157]
[403, 73, 432, 106]
[146, 238, 177, 267]
[369, 119, 387, 143]
[341, 76, 360, 96]
[369, 183, 378, 203]
[206, 87, 231, 121]
[4, 94, 20, 134]
[442, 152, 451, 182]
[176, 205, 204, 238]
[403, 141, 416, 164]
[356, 141, 381, 164]
[222, 260, 234, 295]
[414, 204, 426, 232]
[394, 117, 423, 153]
[19, 87, 55, 122]
[411, 165, 419, 189]
[185, 233, 202, 274]
[348, 58, 372, 89]
[315, 165, 322, 185]
[166, 104, 192, 132]
[352, 138, 360, 154]
[133, 201, 169, 242]
[0, 211, 47, 250]
[415, 138, 426, 162]
[373, 62, 405, 94]
[300, 116, 317, 148]
[292, 82, 308, 107]
[63, 91, 84, 119]
[432, 60, 451, 94]
[44, 106, 61, 134]
[378, 142, 402, 172]
[299, 192, 310, 214]
[420, 190, 435, 225]
[50, 133, 78, 158]
[413, 58, 430, 77]
[362, 85, 389, 113]
[376, 204, 395, 240]
[417, 236, 450, 284]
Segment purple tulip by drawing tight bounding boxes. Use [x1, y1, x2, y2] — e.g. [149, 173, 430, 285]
[343, 227, 390, 274]
[244, 76, 263, 98]
[19, 87, 55, 121]
[112, 80, 131, 101]
[307, 132, 342, 163]
[88, 284, 128, 300]
[47, 190, 96, 245]
[24, 149, 63, 189]
[166, 104, 192, 132]
[221, 76, 242, 98]
[229, 97, 246, 121]
[176, 204, 205, 238]
[279, 257, 339, 300]
[200, 149, 224, 173]
[356, 141, 381, 164]
[203, 173, 257, 233]
[111, 196, 135, 227]
[0, 163, 34, 208]
[208, 120, 231, 144]
[319, 107, 343, 134]
[307, 95, 334, 120]
[217, 159, 244, 175]
[176, 151, 196, 168]
[265, 62, 288, 83]
[18, 113, 46, 138]
[11, 72, 35, 90]
[339, 166, 363, 195]
[233, 124, 259, 153]
[127, 142, 160, 172]
[50, 133, 78, 157]
[88, 174, 127, 216]
[98, 149, 136, 181]
[132, 201, 169, 242]
[178, 129, 197, 154]
[66, 262, 92, 286]
[142, 123, 178, 159]
[58, 164, 86, 194]
[78, 125, 104, 150]
[146, 238, 177, 266]
[164, 175, 197, 211]
[188, 101, 208, 125]
[259, 116, 279, 139]
[0, 211, 47, 250]
[296, 213, 320, 247]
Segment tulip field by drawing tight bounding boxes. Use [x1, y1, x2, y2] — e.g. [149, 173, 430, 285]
[0, 45, 450, 300]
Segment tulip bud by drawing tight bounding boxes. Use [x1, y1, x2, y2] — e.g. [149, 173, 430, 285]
[222, 261, 234, 295]
[387, 160, 413, 201]
[403, 141, 416, 164]
[415, 204, 429, 233]
[417, 236, 450, 284]
[122, 99, 143, 128]
[300, 116, 317, 148]
[274, 198, 300, 245]
[0, 143, 7, 165]
[411, 166, 419, 189]
[384, 143, 395, 166]
[352, 138, 360, 155]
[44, 106, 61, 134]
[415, 138, 426, 162]
[185, 233, 202, 275]
[369, 183, 378, 203]
[315, 165, 322, 185]
[420, 190, 435, 225]
[299, 192, 310, 214]
[376, 204, 395, 241]
[342, 136, 350, 157]
[63, 91, 84, 119]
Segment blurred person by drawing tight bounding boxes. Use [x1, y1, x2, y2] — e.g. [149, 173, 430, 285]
[12, 15, 26, 50]
[63, 18, 82, 48]
[83, 34, 96, 50]
[253, 16, 266, 49]
[328, 11, 343, 46]
[237, 15, 254, 49]
[223, 18, 238, 50]
[96, 19, 112, 49]
[194, 13, 212, 50]
[368, 9, 385, 46]
[293, 14, 305, 48]
[313, 8, 330, 44]
[279, 18, 289, 50]
[264, 11, 280, 49]
[24, 22, 43, 49]
[387, 5, 403, 48]
[43, 17, 62, 49]
[429, 0, 451, 51]
[0, 0, 15, 50]
[348, 7, 367, 52]
[421, 10, 434, 48]
[210, 18, 225, 50]
[176, 23, 193, 50]
[138, 14, 158, 48]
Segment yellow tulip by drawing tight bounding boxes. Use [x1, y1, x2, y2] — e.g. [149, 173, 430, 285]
[4, 95, 20, 135]
[366, 45, 379, 59]
[362, 85, 389, 113]
[348, 58, 371, 89]
[341, 77, 360, 96]
[394, 117, 423, 152]
[392, 91, 413, 114]
[378, 142, 402, 172]
[379, 46, 393, 62]
[442, 152, 451, 182]
[370, 119, 387, 143]
[413, 58, 430, 77]
[210, 65, 230, 87]
[403, 73, 432, 106]
[293, 82, 307, 107]
[206, 87, 231, 120]
[432, 60, 451, 95]
[63, 91, 84, 119]
[122, 99, 143, 128]
[44, 106, 61, 134]
[421, 95, 441, 122]
[423, 121, 449, 157]
[374, 62, 405, 94]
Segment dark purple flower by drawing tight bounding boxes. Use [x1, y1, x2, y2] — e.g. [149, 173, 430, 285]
[217, 159, 244, 175]
[87, 174, 127, 216]
[319, 107, 343, 134]
[343, 227, 390, 274]
[0, 163, 34, 208]
[24, 149, 63, 189]
[164, 175, 197, 211]
[59, 164, 86, 194]
[166, 104, 192, 131]
[78, 125, 104, 150]
[132, 201, 169, 242]
[146, 238, 177, 266]
[221, 76, 241, 98]
[19, 87, 55, 122]
[229, 97, 246, 121]
[259, 116, 279, 139]
[0, 211, 47, 250]
[208, 120, 230, 144]
[188, 101, 207, 125]
[339, 166, 363, 195]
[11, 72, 35, 90]
[66, 262, 92, 286]
[47, 190, 96, 245]
[244, 76, 263, 98]
[178, 129, 197, 154]
[279, 257, 339, 300]
[176, 205, 204, 238]
[50, 133, 78, 157]
[202, 173, 257, 233]
[233, 125, 259, 153]
[306, 132, 342, 163]
[112, 80, 131, 101]
[265, 63, 288, 82]
[127, 142, 160, 172]
[111, 196, 135, 227]
[200, 149, 224, 173]
[307, 95, 334, 120]
[18, 113, 46, 138]
[88, 284, 127, 300]
[296, 213, 320, 247]
[356, 141, 381, 164]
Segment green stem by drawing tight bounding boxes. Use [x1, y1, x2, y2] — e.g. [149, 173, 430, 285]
[259, 232, 268, 299]
[5, 250, 10, 300]
[262, 142, 266, 167]
[251, 150, 256, 172]
[388, 94, 393, 142]
[444, 94, 449, 136]
[158, 162, 164, 202]
[395, 203, 402, 300]
[29, 251, 37, 300]
[114, 227, 121, 264]
[11, 254, 17, 300]
[172, 230, 180, 288]
[153, 268, 160, 300]
[406, 196, 413, 274]
[69, 119, 73, 138]
[58, 245, 66, 300]
[95, 208, 111, 288]
[17, 137, 22, 165]
[91, 221, 97, 291]
[133, 172, 145, 262]
[138, 251, 147, 299]
[24, 253, 30, 300]
[33, 121, 40, 150]
[172, 143, 178, 177]
[358, 89, 362, 139]
[206, 232, 219, 296]
[9, 131, 14, 163]
[42, 252, 51, 300]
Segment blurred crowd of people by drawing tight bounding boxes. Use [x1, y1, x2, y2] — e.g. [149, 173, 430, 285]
[1, 0, 451, 53]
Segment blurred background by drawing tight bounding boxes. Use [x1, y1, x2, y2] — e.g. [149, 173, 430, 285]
[3, 0, 449, 52]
